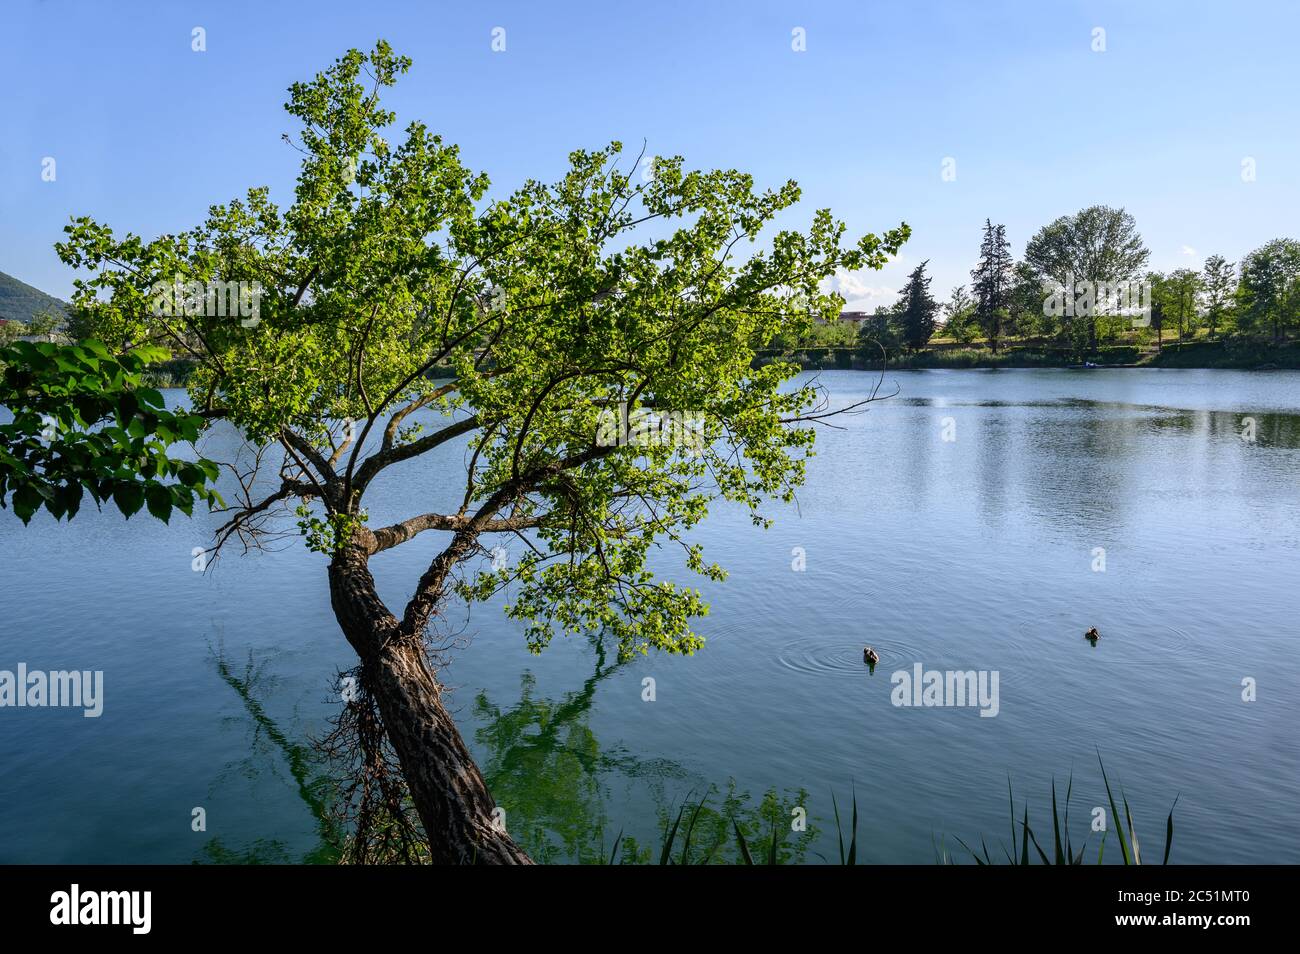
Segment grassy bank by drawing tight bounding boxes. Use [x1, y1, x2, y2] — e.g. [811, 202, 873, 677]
[764, 338, 1300, 371]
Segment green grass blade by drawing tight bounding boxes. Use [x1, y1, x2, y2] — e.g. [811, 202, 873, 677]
[832, 790, 846, 865]
[659, 799, 688, 866]
[1008, 777, 1017, 861]
[1123, 791, 1141, 866]
[1020, 804, 1030, 866]
[847, 786, 859, 866]
[953, 835, 985, 864]
[1026, 821, 1052, 865]
[1162, 795, 1179, 865]
[1098, 752, 1132, 865]
[1063, 771, 1075, 862]
[678, 793, 709, 865]
[732, 817, 755, 865]
[1051, 777, 1064, 865]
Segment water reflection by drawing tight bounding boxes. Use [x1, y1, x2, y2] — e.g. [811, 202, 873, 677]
[198, 644, 341, 864]
[472, 636, 819, 864]
[471, 636, 630, 863]
[207, 634, 820, 864]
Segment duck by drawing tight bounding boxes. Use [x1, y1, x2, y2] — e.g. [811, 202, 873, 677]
[863, 647, 881, 665]
[1084, 627, 1101, 641]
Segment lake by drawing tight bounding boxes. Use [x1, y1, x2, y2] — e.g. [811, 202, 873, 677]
[2, 368, 1299, 863]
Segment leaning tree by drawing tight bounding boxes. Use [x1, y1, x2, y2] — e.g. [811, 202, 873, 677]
[0, 43, 906, 863]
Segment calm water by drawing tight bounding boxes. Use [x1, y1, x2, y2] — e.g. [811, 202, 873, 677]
[2, 369, 1299, 863]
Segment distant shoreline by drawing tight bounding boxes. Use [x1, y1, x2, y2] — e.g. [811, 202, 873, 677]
[761, 339, 1300, 373]
[126, 342, 1300, 388]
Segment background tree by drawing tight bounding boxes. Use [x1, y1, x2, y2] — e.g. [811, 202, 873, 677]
[856, 303, 902, 359]
[942, 284, 975, 344]
[970, 220, 1014, 353]
[1023, 205, 1149, 352]
[897, 261, 938, 351]
[26, 312, 63, 340]
[1146, 271, 1167, 352]
[1162, 268, 1202, 349]
[1199, 254, 1236, 340]
[1, 43, 907, 864]
[1237, 238, 1300, 343]
[799, 315, 858, 366]
[1007, 260, 1047, 341]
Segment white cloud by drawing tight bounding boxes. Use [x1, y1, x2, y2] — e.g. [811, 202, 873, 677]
[822, 267, 896, 309]
[1179, 245, 1197, 258]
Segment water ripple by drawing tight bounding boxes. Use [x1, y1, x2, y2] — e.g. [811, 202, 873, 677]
[775, 636, 926, 677]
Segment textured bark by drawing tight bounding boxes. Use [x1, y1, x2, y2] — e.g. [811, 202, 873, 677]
[328, 545, 533, 864]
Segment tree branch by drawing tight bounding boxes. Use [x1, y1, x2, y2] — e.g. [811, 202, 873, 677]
[362, 511, 548, 555]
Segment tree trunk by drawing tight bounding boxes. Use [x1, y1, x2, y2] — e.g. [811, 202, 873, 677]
[328, 546, 533, 864]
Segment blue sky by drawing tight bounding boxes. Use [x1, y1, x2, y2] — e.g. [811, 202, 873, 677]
[2, 0, 1298, 309]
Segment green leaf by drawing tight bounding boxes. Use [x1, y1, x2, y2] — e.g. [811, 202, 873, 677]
[55, 483, 84, 521]
[12, 482, 43, 524]
[145, 483, 173, 523]
[178, 462, 205, 488]
[171, 485, 195, 516]
[112, 482, 145, 518]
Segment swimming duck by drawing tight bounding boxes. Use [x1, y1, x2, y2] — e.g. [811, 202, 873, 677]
[1084, 627, 1101, 641]
[863, 647, 881, 665]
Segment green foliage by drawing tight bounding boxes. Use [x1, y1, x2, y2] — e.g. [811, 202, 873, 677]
[856, 305, 902, 358]
[897, 260, 939, 350]
[1237, 238, 1300, 343]
[1200, 254, 1236, 339]
[1158, 268, 1202, 346]
[941, 284, 977, 344]
[1023, 205, 1149, 351]
[295, 503, 369, 555]
[971, 220, 1014, 351]
[0, 339, 222, 524]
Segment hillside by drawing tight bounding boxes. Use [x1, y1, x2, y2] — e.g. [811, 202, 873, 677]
[0, 270, 69, 324]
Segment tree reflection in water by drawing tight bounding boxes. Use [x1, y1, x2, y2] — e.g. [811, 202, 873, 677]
[209, 634, 818, 864]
